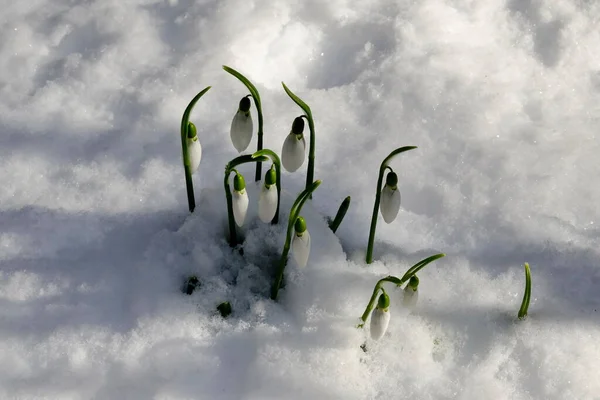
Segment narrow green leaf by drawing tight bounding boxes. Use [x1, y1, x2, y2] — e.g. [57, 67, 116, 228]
[223, 65, 261, 105]
[399, 253, 445, 284]
[518, 262, 532, 319]
[282, 82, 312, 120]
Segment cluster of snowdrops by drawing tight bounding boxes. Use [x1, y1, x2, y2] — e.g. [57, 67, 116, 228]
[178, 66, 532, 342]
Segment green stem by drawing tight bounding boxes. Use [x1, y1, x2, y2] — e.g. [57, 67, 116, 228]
[223, 66, 264, 182]
[365, 146, 418, 264]
[270, 180, 322, 300]
[329, 196, 351, 233]
[518, 262, 531, 319]
[180, 86, 211, 213]
[282, 83, 315, 197]
[252, 149, 282, 224]
[224, 154, 269, 247]
[357, 253, 444, 327]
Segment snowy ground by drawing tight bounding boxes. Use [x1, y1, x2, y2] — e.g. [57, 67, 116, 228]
[1, 0, 600, 398]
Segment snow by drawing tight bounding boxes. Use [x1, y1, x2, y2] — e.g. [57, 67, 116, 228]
[1, 0, 600, 398]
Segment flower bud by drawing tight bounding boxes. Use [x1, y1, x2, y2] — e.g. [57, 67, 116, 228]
[292, 216, 310, 267]
[186, 122, 202, 174]
[370, 292, 390, 340]
[403, 275, 419, 308]
[232, 173, 248, 227]
[230, 97, 253, 153]
[282, 118, 306, 172]
[258, 167, 278, 223]
[379, 172, 401, 224]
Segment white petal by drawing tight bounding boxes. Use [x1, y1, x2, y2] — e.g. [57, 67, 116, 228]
[281, 133, 306, 172]
[370, 308, 390, 340]
[230, 111, 253, 153]
[379, 186, 401, 224]
[402, 287, 419, 308]
[291, 230, 311, 267]
[232, 190, 249, 227]
[187, 137, 202, 174]
[258, 184, 278, 223]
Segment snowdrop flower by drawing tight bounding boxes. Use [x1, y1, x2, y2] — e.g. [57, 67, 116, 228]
[292, 216, 310, 267]
[230, 96, 253, 153]
[258, 166, 278, 223]
[370, 292, 391, 340]
[187, 122, 202, 174]
[281, 117, 306, 172]
[232, 172, 249, 227]
[379, 171, 401, 224]
[402, 275, 419, 308]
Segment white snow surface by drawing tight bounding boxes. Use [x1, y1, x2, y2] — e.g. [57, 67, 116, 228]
[1, 0, 600, 399]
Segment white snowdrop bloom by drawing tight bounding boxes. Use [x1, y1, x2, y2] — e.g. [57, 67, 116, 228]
[230, 96, 253, 153]
[370, 293, 391, 340]
[402, 275, 419, 308]
[379, 171, 401, 224]
[292, 216, 310, 267]
[258, 167, 278, 223]
[186, 122, 202, 174]
[232, 173, 249, 227]
[282, 117, 306, 172]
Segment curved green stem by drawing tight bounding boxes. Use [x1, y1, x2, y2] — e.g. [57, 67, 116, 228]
[223, 66, 264, 182]
[270, 180, 322, 300]
[518, 262, 531, 320]
[357, 253, 444, 327]
[224, 154, 269, 247]
[180, 86, 211, 213]
[282, 83, 316, 197]
[252, 149, 282, 224]
[366, 146, 418, 264]
[329, 196, 351, 233]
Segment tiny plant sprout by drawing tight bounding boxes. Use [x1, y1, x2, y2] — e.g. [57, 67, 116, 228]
[370, 291, 391, 340]
[232, 172, 249, 227]
[230, 96, 253, 152]
[182, 276, 200, 295]
[292, 216, 311, 268]
[366, 146, 417, 264]
[518, 262, 532, 320]
[282, 116, 306, 172]
[402, 275, 419, 308]
[379, 171, 401, 224]
[180, 86, 211, 213]
[328, 196, 351, 233]
[258, 165, 278, 223]
[217, 301, 232, 318]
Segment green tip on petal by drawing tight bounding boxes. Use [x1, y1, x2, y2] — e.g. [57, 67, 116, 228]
[291, 116, 305, 135]
[233, 173, 246, 191]
[239, 96, 251, 112]
[385, 171, 398, 188]
[377, 292, 390, 309]
[187, 122, 197, 139]
[408, 275, 419, 290]
[265, 165, 276, 186]
[294, 216, 307, 234]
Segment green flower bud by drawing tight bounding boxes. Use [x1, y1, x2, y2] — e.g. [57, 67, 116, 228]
[239, 96, 251, 113]
[265, 165, 276, 187]
[233, 173, 246, 192]
[377, 292, 390, 310]
[407, 275, 419, 291]
[385, 171, 398, 189]
[294, 216, 307, 234]
[291, 116, 305, 135]
[187, 121, 197, 139]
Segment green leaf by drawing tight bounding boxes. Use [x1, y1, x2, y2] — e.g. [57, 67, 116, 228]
[399, 253, 445, 284]
[181, 86, 212, 140]
[518, 262, 532, 319]
[223, 65, 261, 105]
[282, 82, 312, 120]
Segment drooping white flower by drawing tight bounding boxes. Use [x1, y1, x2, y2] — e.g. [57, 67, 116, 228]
[281, 117, 306, 172]
[402, 275, 419, 308]
[379, 171, 401, 224]
[230, 96, 253, 153]
[232, 173, 249, 227]
[186, 122, 202, 174]
[370, 292, 391, 340]
[258, 166, 278, 223]
[292, 216, 310, 267]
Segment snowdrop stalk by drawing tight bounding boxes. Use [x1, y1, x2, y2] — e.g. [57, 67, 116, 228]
[252, 149, 282, 224]
[282, 82, 316, 196]
[224, 154, 269, 247]
[328, 196, 351, 233]
[223, 66, 264, 181]
[180, 86, 211, 213]
[518, 262, 532, 319]
[357, 253, 445, 327]
[366, 146, 418, 264]
[271, 180, 322, 301]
